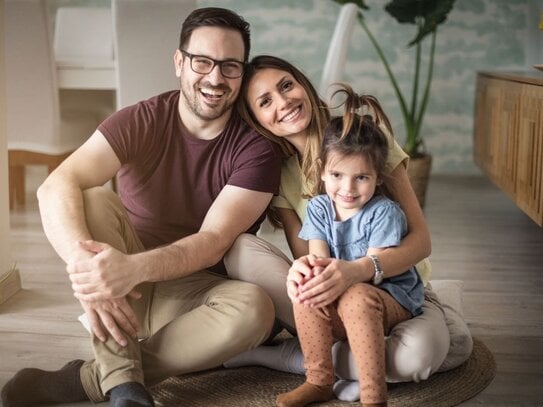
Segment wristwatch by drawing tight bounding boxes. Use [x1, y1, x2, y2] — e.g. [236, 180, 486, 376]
[369, 254, 384, 285]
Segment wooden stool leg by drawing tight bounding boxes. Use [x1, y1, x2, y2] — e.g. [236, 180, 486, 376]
[9, 165, 26, 208]
[9, 171, 15, 210]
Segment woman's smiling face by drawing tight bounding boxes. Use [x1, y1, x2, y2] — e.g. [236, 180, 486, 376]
[246, 68, 312, 139]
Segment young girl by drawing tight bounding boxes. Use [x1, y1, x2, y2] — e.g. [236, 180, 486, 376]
[225, 55, 469, 401]
[276, 85, 424, 407]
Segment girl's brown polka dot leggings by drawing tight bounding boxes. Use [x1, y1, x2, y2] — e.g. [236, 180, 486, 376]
[293, 283, 412, 404]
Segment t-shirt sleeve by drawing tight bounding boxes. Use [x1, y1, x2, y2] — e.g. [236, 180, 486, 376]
[367, 201, 407, 249]
[298, 197, 328, 241]
[98, 102, 155, 164]
[227, 128, 281, 194]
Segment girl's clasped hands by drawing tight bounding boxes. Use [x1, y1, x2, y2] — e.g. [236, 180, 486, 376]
[286, 254, 357, 309]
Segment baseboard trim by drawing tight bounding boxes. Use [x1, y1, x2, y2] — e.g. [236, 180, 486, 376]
[0, 266, 22, 306]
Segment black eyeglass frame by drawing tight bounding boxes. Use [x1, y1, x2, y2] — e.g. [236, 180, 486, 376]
[180, 50, 245, 79]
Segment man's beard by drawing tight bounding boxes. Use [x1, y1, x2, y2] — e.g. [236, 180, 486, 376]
[180, 80, 235, 121]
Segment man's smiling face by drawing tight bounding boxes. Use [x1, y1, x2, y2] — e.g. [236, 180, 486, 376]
[176, 26, 244, 122]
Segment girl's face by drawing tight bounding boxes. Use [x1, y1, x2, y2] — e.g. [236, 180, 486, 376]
[246, 68, 312, 140]
[321, 151, 381, 220]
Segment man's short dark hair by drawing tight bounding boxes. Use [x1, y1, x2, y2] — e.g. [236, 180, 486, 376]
[179, 7, 251, 62]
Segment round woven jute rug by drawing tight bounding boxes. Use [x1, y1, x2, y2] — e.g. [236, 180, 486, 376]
[150, 337, 495, 407]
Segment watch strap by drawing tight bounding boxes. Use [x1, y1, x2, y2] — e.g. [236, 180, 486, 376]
[369, 254, 384, 285]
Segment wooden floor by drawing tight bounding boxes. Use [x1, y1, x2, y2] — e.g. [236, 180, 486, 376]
[1, 169, 542, 406]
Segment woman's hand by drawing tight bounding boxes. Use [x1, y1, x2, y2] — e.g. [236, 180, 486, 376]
[297, 257, 360, 307]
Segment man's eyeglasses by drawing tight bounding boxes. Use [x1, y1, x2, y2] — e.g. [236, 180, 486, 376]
[181, 50, 245, 79]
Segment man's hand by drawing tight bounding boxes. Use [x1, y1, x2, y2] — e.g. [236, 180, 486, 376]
[67, 240, 142, 301]
[80, 295, 140, 347]
[68, 240, 141, 346]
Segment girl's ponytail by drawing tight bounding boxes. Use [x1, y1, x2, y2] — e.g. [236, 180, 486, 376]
[330, 83, 393, 140]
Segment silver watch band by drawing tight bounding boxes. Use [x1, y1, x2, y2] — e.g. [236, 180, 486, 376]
[369, 254, 384, 285]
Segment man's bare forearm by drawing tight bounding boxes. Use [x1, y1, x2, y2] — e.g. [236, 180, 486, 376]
[133, 230, 231, 283]
[37, 175, 93, 265]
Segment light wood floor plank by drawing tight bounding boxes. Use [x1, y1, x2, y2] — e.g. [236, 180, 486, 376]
[1, 171, 542, 406]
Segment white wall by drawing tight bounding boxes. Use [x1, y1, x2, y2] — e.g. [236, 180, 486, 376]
[1, 0, 14, 275]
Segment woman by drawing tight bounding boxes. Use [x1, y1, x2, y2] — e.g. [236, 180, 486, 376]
[224, 55, 469, 401]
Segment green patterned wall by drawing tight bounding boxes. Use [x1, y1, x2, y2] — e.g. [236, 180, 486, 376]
[48, 0, 541, 174]
[199, 0, 540, 174]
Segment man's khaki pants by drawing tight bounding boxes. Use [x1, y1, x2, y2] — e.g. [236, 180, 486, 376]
[78, 187, 274, 402]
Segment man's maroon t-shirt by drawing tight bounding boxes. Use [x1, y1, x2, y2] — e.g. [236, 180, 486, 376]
[98, 91, 281, 270]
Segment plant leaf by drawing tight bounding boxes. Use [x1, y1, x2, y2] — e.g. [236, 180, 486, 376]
[384, 0, 456, 46]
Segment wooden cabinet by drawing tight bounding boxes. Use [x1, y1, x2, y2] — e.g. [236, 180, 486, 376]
[474, 71, 543, 226]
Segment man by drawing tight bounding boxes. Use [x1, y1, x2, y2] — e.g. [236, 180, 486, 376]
[1, 7, 281, 407]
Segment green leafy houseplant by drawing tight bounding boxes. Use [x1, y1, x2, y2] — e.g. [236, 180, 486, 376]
[332, 0, 456, 158]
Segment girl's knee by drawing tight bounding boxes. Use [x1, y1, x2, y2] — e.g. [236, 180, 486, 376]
[337, 284, 383, 315]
